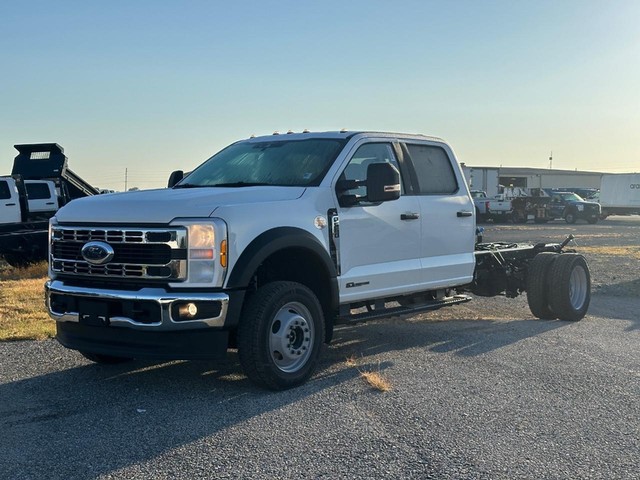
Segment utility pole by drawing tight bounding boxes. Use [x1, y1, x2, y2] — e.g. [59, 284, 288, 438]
[549, 151, 553, 169]
[125, 168, 128, 191]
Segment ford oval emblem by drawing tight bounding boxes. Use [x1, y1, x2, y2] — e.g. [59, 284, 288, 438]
[81, 241, 115, 265]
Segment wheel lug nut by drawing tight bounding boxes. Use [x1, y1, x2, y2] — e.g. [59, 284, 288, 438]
[305, 328, 309, 332]
[297, 351, 301, 355]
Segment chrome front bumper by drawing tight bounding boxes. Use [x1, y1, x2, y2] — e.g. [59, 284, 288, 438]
[45, 280, 229, 331]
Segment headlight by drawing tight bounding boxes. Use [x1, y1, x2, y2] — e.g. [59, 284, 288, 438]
[171, 219, 228, 287]
[187, 224, 216, 283]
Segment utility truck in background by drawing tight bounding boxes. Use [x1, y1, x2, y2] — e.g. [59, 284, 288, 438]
[597, 173, 640, 218]
[0, 143, 98, 266]
[45, 131, 592, 390]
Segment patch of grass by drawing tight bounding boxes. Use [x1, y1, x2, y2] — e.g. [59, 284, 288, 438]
[577, 246, 640, 260]
[359, 365, 392, 392]
[0, 275, 54, 341]
[0, 261, 48, 281]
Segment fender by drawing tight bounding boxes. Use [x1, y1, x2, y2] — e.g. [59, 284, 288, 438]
[227, 227, 339, 309]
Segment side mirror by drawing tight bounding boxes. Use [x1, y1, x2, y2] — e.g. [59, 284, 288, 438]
[167, 170, 184, 188]
[366, 163, 401, 203]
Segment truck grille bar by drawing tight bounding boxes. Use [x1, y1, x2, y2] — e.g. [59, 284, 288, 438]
[51, 226, 188, 281]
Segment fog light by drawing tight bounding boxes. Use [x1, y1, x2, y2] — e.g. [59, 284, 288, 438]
[178, 302, 198, 319]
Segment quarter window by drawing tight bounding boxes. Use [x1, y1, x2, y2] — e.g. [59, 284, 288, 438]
[406, 144, 458, 195]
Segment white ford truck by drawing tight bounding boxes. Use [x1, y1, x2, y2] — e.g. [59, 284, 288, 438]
[46, 131, 591, 389]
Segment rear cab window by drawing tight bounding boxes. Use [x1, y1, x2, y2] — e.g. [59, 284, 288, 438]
[0, 180, 12, 200]
[404, 143, 458, 195]
[25, 183, 52, 200]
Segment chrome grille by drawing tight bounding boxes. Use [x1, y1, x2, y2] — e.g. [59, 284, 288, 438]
[51, 226, 187, 281]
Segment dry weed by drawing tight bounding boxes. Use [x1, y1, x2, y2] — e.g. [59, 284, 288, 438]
[345, 355, 357, 367]
[359, 365, 392, 392]
[0, 261, 48, 281]
[577, 246, 640, 259]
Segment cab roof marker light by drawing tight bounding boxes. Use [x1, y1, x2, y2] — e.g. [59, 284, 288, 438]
[287, 130, 294, 134]
[273, 131, 280, 135]
[340, 128, 348, 133]
[303, 129, 310, 133]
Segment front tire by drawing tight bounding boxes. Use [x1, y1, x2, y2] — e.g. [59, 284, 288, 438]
[548, 254, 591, 321]
[564, 211, 576, 224]
[238, 281, 324, 390]
[526, 252, 558, 319]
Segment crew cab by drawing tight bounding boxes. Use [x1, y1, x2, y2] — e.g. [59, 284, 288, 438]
[45, 131, 591, 389]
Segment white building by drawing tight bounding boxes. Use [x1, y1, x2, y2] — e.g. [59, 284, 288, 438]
[461, 165, 604, 198]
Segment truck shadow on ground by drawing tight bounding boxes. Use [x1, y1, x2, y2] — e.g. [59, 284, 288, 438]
[589, 292, 640, 331]
[0, 313, 568, 479]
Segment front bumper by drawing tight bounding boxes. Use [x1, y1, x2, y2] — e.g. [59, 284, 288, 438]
[45, 280, 229, 331]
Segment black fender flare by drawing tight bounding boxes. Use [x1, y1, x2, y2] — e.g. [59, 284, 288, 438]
[227, 227, 339, 310]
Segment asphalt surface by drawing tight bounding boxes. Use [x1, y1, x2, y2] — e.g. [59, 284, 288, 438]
[1, 217, 639, 479]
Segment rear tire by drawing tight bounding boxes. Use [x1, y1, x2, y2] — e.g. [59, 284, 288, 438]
[526, 252, 558, 319]
[238, 281, 324, 390]
[80, 352, 133, 364]
[548, 254, 591, 321]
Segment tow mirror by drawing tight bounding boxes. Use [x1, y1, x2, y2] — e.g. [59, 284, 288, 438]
[366, 163, 400, 203]
[168, 170, 184, 188]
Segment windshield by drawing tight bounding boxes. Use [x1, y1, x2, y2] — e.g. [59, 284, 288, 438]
[557, 192, 584, 202]
[177, 138, 346, 188]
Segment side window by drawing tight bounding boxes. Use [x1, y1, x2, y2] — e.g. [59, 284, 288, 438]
[406, 144, 458, 195]
[0, 180, 11, 200]
[338, 143, 403, 202]
[25, 183, 52, 200]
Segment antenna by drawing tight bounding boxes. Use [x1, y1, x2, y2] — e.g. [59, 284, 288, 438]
[125, 168, 128, 191]
[549, 151, 553, 169]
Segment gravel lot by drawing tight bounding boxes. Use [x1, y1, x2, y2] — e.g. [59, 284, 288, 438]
[1, 217, 639, 479]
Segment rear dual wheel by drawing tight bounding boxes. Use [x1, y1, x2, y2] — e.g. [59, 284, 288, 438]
[527, 253, 590, 321]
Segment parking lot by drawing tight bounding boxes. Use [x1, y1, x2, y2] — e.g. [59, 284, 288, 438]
[1, 218, 639, 479]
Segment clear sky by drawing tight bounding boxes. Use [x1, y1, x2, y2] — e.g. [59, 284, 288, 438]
[1, 0, 638, 191]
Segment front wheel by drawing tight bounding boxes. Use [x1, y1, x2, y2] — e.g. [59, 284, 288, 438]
[564, 211, 577, 224]
[238, 281, 324, 390]
[548, 254, 591, 321]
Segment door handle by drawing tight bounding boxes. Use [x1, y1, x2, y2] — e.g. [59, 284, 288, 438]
[5, 203, 16, 206]
[46, 202, 55, 205]
[457, 211, 473, 217]
[401, 213, 420, 220]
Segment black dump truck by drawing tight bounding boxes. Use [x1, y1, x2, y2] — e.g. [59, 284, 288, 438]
[0, 143, 98, 267]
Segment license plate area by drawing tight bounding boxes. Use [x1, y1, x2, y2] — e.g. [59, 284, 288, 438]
[79, 299, 110, 326]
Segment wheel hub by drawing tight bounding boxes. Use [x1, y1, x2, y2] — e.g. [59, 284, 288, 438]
[269, 302, 314, 373]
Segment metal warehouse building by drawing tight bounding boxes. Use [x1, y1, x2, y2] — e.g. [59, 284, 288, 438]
[461, 165, 604, 198]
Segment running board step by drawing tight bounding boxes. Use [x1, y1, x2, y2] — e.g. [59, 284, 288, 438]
[336, 294, 472, 324]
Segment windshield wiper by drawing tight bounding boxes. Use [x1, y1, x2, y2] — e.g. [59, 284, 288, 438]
[211, 182, 273, 187]
[173, 183, 206, 189]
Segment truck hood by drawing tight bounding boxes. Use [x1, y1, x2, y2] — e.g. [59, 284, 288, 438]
[55, 187, 306, 224]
